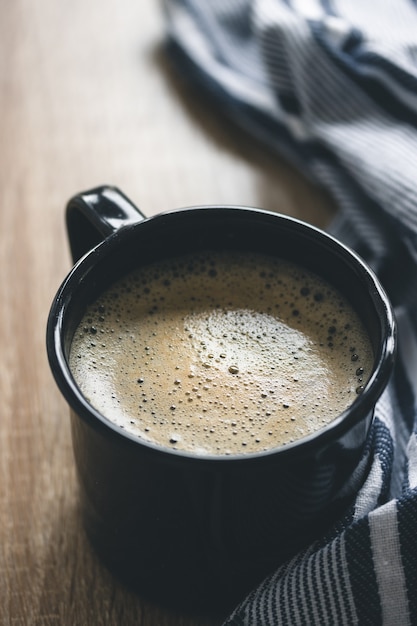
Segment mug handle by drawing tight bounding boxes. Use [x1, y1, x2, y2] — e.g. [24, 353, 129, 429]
[66, 185, 146, 263]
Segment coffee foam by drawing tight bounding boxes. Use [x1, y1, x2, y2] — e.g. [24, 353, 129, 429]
[69, 251, 374, 455]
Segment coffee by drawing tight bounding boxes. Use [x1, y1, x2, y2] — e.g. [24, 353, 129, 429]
[69, 251, 373, 455]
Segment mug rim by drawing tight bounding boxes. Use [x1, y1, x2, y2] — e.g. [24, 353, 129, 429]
[47, 204, 396, 465]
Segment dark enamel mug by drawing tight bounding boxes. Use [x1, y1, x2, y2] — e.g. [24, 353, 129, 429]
[46, 186, 396, 613]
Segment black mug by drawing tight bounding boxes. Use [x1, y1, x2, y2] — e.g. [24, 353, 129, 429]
[46, 186, 396, 613]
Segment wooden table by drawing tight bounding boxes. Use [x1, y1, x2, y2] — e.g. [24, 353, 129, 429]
[0, 1, 335, 624]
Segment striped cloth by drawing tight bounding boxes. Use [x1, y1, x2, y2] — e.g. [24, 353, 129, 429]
[162, 1, 417, 624]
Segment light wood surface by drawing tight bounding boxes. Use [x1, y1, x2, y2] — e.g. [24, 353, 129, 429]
[0, 1, 335, 624]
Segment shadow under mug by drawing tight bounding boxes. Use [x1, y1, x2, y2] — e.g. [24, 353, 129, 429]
[46, 186, 396, 613]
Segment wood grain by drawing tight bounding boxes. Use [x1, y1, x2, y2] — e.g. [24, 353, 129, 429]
[0, 1, 335, 624]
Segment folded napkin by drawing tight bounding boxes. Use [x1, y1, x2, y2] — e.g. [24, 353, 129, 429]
[162, 2, 417, 624]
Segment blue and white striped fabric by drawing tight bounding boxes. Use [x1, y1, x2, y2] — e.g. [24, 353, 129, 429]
[162, 1, 417, 624]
